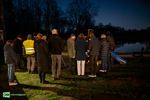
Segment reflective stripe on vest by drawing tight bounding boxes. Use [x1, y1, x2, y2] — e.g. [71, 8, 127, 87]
[25, 48, 35, 55]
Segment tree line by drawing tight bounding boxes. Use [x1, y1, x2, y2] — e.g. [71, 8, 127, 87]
[3, 0, 95, 38]
[2, 0, 150, 43]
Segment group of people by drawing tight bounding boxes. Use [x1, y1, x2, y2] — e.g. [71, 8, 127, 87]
[4, 28, 64, 85]
[4, 28, 115, 86]
[67, 29, 116, 78]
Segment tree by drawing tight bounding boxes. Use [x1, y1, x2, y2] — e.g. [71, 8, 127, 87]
[44, 0, 61, 33]
[0, 0, 5, 42]
[3, 0, 17, 39]
[3, 0, 62, 36]
[66, 0, 97, 33]
[0, 0, 4, 30]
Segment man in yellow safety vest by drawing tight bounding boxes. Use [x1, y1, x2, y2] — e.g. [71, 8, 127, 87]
[23, 34, 35, 73]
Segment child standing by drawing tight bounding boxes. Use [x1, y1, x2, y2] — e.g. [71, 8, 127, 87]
[4, 40, 18, 86]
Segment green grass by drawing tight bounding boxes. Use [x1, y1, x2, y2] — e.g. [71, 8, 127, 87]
[15, 72, 61, 100]
[1, 57, 150, 100]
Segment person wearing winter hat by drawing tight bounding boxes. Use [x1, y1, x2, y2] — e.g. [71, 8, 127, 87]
[99, 34, 111, 72]
[88, 30, 101, 78]
[49, 28, 64, 80]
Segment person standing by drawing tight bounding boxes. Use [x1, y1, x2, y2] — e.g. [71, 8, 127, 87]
[99, 34, 110, 72]
[106, 31, 116, 69]
[48, 28, 64, 80]
[75, 33, 87, 76]
[88, 30, 101, 78]
[13, 35, 23, 70]
[67, 34, 76, 75]
[106, 31, 116, 50]
[4, 40, 18, 86]
[23, 34, 35, 73]
[35, 33, 49, 83]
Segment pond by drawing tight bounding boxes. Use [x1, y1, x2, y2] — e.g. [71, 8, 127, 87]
[114, 42, 148, 53]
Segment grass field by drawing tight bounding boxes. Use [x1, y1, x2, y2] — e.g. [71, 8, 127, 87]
[1, 57, 150, 100]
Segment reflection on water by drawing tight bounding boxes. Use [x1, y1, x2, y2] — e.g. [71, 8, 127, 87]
[115, 42, 148, 53]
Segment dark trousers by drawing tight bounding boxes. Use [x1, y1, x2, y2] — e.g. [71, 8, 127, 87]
[107, 52, 112, 70]
[38, 68, 46, 83]
[90, 55, 98, 75]
[69, 58, 76, 75]
[16, 54, 23, 69]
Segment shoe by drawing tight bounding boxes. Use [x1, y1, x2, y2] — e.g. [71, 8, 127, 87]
[99, 70, 107, 72]
[104, 70, 107, 72]
[9, 82, 18, 86]
[54, 77, 60, 80]
[88, 75, 96, 78]
[92, 75, 96, 77]
[42, 80, 49, 84]
[88, 75, 92, 77]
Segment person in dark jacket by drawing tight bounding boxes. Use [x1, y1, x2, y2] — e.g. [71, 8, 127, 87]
[99, 34, 111, 72]
[106, 31, 116, 69]
[48, 28, 64, 80]
[75, 33, 87, 76]
[35, 33, 49, 83]
[88, 29, 101, 78]
[4, 40, 18, 86]
[13, 35, 23, 70]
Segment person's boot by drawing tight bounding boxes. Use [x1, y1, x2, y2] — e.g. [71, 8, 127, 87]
[43, 73, 49, 84]
[39, 74, 42, 83]
[42, 73, 45, 83]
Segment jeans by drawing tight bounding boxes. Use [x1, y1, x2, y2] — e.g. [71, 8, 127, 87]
[27, 56, 35, 72]
[7, 64, 15, 82]
[51, 55, 62, 78]
[90, 55, 98, 75]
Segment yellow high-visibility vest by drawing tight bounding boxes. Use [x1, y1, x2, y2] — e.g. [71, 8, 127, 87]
[23, 40, 35, 55]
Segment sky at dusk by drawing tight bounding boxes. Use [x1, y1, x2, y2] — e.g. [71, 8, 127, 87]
[57, 0, 150, 30]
